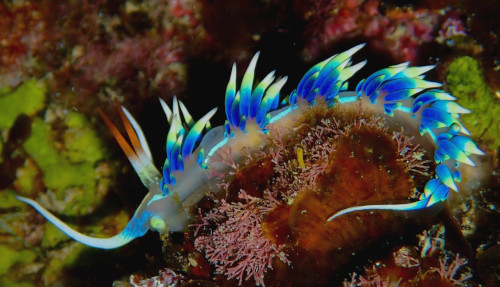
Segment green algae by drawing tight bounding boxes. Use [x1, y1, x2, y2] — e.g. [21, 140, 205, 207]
[41, 222, 70, 249]
[0, 244, 37, 276]
[0, 79, 46, 130]
[14, 159, 39, 196]
[23, 111, 108, 216]
[1, 85, 118, 284]
[0, 79, 46, 165]
[0, 281, 34, 287]
[446, 56, 500, 149]
[0, 190, 24, 209]
[63, 111, 105, 163]
[24, 117, 87, 192]
[42, 243, 87, 285]
[14, 108, 115, 284]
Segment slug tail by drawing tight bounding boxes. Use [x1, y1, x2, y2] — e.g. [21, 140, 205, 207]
[16, 196, 145, 249]
[327, 197, 431, 221]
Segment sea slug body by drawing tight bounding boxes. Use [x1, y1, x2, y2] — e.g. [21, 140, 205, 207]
[16, 44, 484, 252]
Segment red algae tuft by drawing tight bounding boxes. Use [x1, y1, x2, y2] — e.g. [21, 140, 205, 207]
[194, 190, 289, 286]
[300, 0, 439, 62]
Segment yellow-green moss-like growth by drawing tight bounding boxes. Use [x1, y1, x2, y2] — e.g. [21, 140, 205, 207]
[41, 222, 73, 249]
[0, 79, 115, 284]
[41, 243, 87, 285]
[0, 245, 37, 276]
[0, 79, 46, 130]
[446, 56, 500, 149]
[0, 190, 25, 209]
[23, 112, 110, 216]
[0, 79, 46, 164]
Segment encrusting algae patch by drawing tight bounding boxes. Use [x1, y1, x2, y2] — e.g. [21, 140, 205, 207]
[23, 111, 109, 216]
[446, 56, 500, 150]
[0, 79, 46, 130]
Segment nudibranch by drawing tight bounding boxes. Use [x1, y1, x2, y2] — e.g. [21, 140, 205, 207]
[16, 44, 484, 250]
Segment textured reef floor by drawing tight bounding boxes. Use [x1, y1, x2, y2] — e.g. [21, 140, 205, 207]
[0, 0, 499, 286]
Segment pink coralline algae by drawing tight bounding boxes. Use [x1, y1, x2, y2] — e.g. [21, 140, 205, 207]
[193, 190, 290, 286]
[1, 0, 207, 106]
[303, 0, 439, 62]
[67, 0, 206, 101]
[73, 35, 186, 99]
[0, 2, 51, 87]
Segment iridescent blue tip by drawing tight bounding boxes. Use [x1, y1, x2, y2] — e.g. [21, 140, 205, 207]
[296, 44, 366, 106]
[160, 98, 217, 190]
[224, 53, 288, 134]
